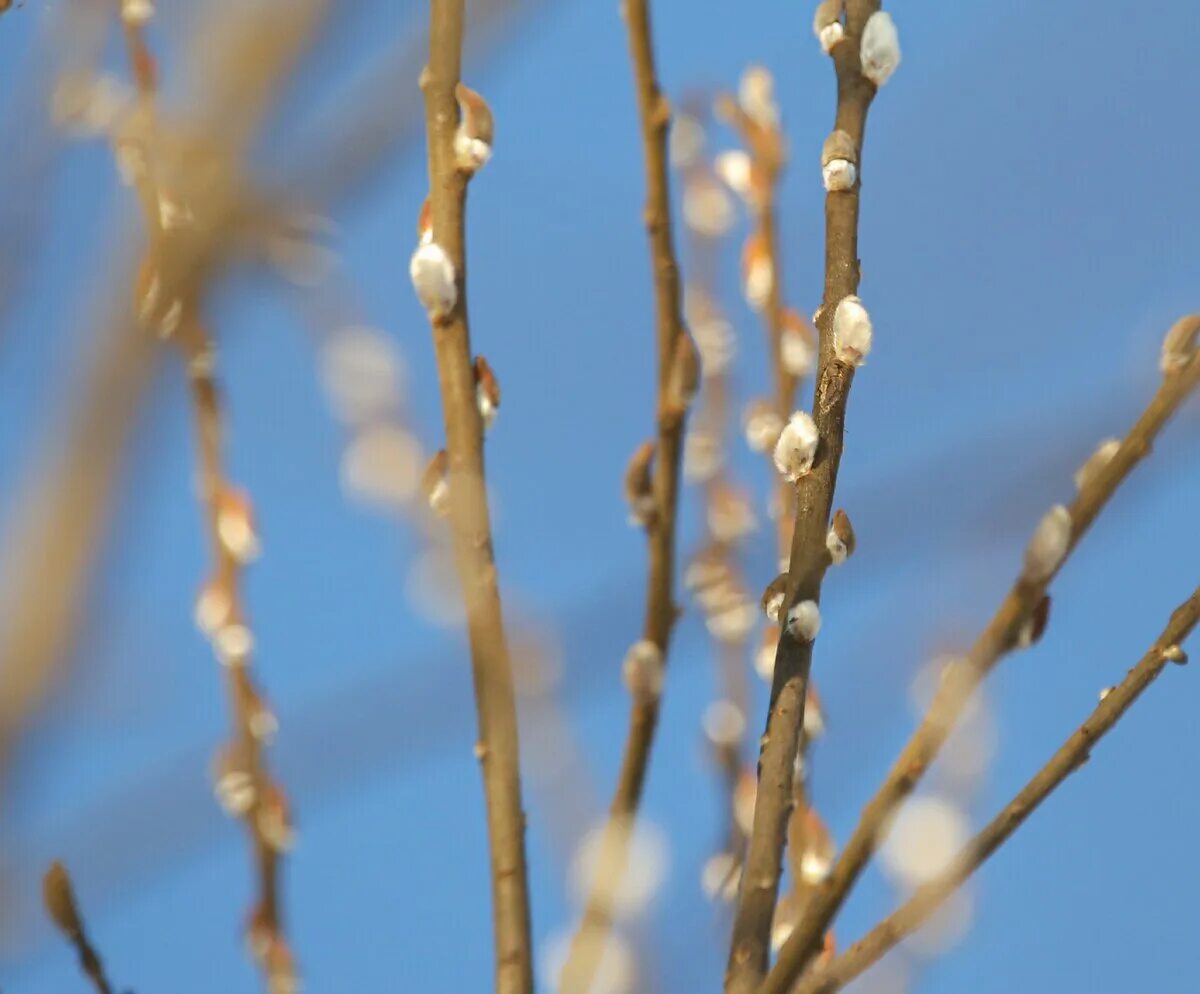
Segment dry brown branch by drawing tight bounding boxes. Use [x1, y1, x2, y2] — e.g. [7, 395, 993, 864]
[792, 586, 1200, 994]
[42, 861, 117, 994]
[416, 2, 533, 991]
[763, 338, 1200, 992]
[726, 5, 883, 990]
[557, 0, 691, 989]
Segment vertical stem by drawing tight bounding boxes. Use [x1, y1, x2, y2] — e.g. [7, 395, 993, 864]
[725, 5, 881, 991]
[557, 0, 688, 990]
[420, 3, 533, 992]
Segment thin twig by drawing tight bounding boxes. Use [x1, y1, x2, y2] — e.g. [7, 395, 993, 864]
[557, 0, 689, 990]
[725, 5, 882, 990]
[418, 2, 533, 992]
[42, 861, 117, 994]
[793, 586, 1200, 994]
[763, 342, 1200, 993]
[117, 11, 296, 989]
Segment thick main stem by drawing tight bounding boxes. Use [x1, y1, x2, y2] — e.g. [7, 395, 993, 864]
[763, 347, 1200, 993]
[793, 586, 1200, 994]
[420, 3, 533, 992]
[557, 0, 687, 991]
[724, 5, 880, 991]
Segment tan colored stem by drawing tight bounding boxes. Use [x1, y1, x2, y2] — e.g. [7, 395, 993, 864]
[557, 1, 688, 990]
[420, 2, 533, 992]
[177, 319, 287, 951]
[793, 586, 1200, 994]
[725, 5, 881, 990]
[763, 346, 1200, 993]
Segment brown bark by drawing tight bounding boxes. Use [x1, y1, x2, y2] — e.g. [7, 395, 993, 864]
[725, 5, 881, 991]
[763, 343, 1200, 993]
[420, 2, 534, 992]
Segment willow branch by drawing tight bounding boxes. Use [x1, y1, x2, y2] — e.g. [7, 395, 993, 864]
[794, 586, 1200, 994]
[725, 5, 881, 990]
[418, 2, 533, 992]
[118, 12, 295, 990]
[557, 0, 689, 990]
[42, 861, 116, 994]
[763, 341, 1200, 992]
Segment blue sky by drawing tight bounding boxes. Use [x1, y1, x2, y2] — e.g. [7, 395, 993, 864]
[1, 1, 1198, 992]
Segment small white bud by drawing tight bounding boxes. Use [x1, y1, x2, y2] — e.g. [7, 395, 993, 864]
[706, 599, 757, 644]
[818, 21, 845, 54]
[670, 113, 706, 169]
[813, 0, 846, 54]
[683, 176, 736, 238]
[825, 508, 856, 565]
[1022, 505, 1072, 582]
[821, 130, 858, 193]
[474, 356, 501, 429]
[744, 400, 784, 453]
[214, 623, 255, 667]
[693, 315, 736, 375]
[454, 133, 492, 172]
[703, 700, 746, 748]
[684, 430, 724, 483]
[421, 450, 451, 518]
[714, 150, 754, 200]
[454, 83, 494, 175]
[1098, 686, 1114, 702]
[216, 489, 261, 564]
[622, 640, 664, 701]
[742, 234, 773, 312]
[212, 746, 255, 817]
[832, 294, 873, 366]
[738, 66, 779, 130]
[761, 573, 788, 624]
[787, 600, 821, 641]
[707, 484, 757, 543]
[194, 579, 232, 637]
[773, 411, 819, 483]
[1073, 437, 1121, 492]
[1160, 314, 1200, 374]
[860, 11, 902, 88]
[822, 159, 856, 192]
[780, 310, 817, 378]
[409, 241, 457, 319]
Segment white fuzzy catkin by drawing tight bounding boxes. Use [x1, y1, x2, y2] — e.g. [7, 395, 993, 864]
[817, 21, 844, 54]
[1023, 505, 1072, 582]
[860, 11, 901, 87]
[743, 256, 773, 312]
[714, 150, 754, 200]
[454, 132, 492, 173]
[622, 640, 664, 700]
[813, 0, 845, 53]
[409, 242, 457, 319]
[1073, 437, 1121, 492]
[773, 412, 819, 483]
[738, 66, 779, 129]
[832, 295, 873, 366]
[822, 158, 857, 192]
[780, 324, 815, 377]
[787, 600, 822, 642]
